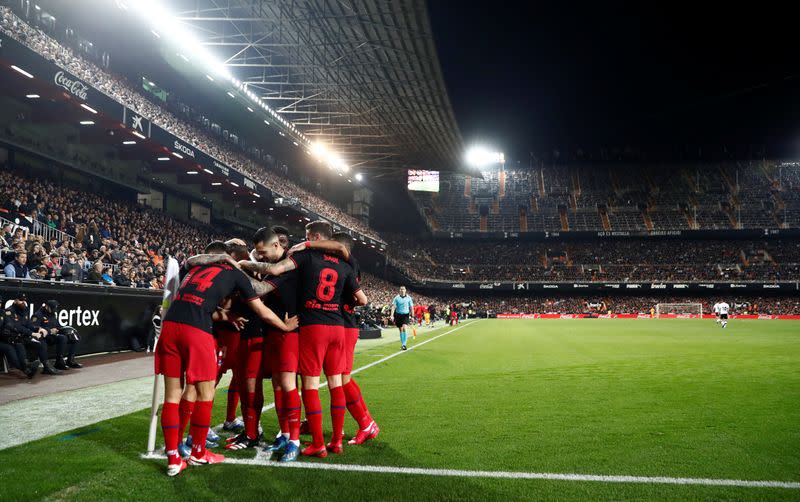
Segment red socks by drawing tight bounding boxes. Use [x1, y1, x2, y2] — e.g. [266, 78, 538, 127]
[302, 388, 324, 447]
[244, 391, 258, 440]
[188, 400, 213, 458]
[253, 385, 264, 434]
[225, 389, 239, 424]
[274, 387, 290, 434]
[285, 388, 302, 441]
[161, 402, 181, 465]
[178, 399, 195, 439]
[329, 385, 346, 444]
[342, 379, 371, 430]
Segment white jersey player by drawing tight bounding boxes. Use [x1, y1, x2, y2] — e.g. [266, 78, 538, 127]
[712, 302, 721, 323]
[717, 301, 730, 328]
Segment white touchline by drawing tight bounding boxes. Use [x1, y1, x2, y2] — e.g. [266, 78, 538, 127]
[213, 320, 479, 429]
[140, 451, 800, 490]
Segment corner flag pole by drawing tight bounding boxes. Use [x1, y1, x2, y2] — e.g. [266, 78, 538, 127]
[146, 256, 180, 455]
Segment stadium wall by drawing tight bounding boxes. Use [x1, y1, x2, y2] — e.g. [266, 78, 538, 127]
[0, 278, 161, 355]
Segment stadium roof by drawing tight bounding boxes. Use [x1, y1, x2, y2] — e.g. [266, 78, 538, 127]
[171, 0, 464, 174]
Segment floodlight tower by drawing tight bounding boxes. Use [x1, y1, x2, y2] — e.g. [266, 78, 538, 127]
[465, 146, 505, 170]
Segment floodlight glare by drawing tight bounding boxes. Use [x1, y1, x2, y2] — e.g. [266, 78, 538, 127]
[465, 146, 505, 167]
[310, 143, 328, 158]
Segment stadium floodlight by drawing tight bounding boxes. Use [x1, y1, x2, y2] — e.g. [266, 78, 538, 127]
[80, 104, 98, 114]
[203, 168, 213, 174]
[172, 152, 183, 159]
[211, 182, 222, 186]
[205, 75, 214, 82]
[79, 120, 94, 125]
[230, 181, 240, 187]
[127, 0, 231, 80]
[122, 140, 136, 145]
[157, 156, 169, 161]
[465, 146, 505, 168]
[26, 94, 40, 98]
[247, 107, 253, 113]
[186, 170, 198, 174]
[355, 173, 363, 181]
[311, 142, 328, 159]
[131, 130, 146, 140]
[226, 91, 235, 98]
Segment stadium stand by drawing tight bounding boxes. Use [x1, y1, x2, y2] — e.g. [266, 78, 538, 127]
[0, 164, 223, 286]
[0, 6, 381, 242]
[411, 162, 799, 233]
[386, 236, 800, 282]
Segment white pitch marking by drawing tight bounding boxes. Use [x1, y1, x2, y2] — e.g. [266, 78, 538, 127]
[140, 452, 800, 490]
[213, 320, 478, 430]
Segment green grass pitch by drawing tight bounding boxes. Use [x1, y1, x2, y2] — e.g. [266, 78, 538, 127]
[1, 318, 799, 501]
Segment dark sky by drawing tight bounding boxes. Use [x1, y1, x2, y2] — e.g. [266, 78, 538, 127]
[427, 2, 800, 161]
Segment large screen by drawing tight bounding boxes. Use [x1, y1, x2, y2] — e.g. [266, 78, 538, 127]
[407, 170, 440, 192]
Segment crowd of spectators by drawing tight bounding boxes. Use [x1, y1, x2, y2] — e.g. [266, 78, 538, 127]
[0, 6, 381, 242]
[0, 165, 226, 287]
[386, 235, 800, 283]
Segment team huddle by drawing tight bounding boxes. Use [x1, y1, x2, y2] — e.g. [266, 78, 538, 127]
[154, 221, 379, 476]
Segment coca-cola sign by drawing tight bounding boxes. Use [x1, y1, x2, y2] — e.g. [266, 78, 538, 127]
[54, 71, 89, 100]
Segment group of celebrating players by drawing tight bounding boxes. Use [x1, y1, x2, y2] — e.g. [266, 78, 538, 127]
[154, 221, 379, 476]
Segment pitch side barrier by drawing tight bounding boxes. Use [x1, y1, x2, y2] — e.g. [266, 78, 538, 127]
[495, 313, 800, 320]
[0, 278, 162, 355]
[0, 31, 384, 250]
[415, 281, 799, 293]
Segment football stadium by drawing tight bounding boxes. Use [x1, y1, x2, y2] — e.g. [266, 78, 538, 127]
[0, 1, 799, 500]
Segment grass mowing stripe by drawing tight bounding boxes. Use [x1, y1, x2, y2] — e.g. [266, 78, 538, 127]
[140, 452, 800, 490]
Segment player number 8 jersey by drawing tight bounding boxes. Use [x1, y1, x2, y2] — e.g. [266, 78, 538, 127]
[289, 250, 359, 327]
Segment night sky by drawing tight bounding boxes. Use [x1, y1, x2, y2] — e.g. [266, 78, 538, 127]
[427, 2, 799, 161]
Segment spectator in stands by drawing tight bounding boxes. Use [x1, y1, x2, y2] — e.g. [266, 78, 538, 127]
[101, 266, 115, 285]
[60, 252, 83, 282]
[26, 242, 46, 269]
[0, 224, 11, 249]
[3, 251, 31, 279]
[86, 260, 105, 284]
[113, 265, 131, 287]
[43, 237, 58, 254]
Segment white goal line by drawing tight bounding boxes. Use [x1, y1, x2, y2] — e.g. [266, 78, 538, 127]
[140, 451, 800, 490]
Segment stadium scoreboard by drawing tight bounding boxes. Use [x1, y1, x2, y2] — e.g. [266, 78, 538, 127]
[407, 170, 439, 192]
